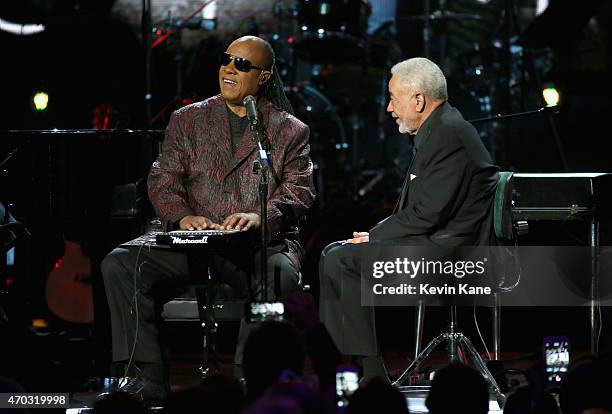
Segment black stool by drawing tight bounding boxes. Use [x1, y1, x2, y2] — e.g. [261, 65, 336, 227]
[396, 172, 528, 409]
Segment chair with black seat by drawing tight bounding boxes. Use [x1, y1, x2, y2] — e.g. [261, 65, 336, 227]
[490, 171, 528, 359]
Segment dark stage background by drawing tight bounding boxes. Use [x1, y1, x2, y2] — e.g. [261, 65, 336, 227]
[1, 0, 611, 395]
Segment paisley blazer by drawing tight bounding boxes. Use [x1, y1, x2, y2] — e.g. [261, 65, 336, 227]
[148, 95, 315, 264]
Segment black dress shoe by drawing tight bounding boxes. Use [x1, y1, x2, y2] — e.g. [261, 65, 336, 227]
[116, 376, 169, 406]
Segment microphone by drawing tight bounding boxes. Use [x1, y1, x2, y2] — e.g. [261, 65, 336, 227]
[243, 95, 259, 126]
[243, 95, 269, 169]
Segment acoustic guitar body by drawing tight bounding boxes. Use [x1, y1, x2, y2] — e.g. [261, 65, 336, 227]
[45, 239, 94, 324]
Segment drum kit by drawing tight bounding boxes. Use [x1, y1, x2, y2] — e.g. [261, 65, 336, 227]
[268, 0, 513, 207]
[264, 0, 406, 208]
[145, 0, 525, 207]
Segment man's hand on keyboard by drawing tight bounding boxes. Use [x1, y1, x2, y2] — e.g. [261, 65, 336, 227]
[220, 212, 261, 231]
[179, 215, 221, 231]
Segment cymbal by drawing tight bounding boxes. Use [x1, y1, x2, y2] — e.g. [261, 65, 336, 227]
[405, 10, 482, 21]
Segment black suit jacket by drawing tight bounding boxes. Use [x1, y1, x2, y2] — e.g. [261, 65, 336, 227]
[370, 102, 498, 246]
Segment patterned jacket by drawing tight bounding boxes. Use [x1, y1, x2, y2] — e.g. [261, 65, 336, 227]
[148, 95, 315, 265]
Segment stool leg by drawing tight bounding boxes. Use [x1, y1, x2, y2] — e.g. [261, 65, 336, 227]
[458, 334, 506, 408]
[414, 300, 425, 359]
[411, 300, 425, 385]
[493, 293, 500, 360]
[393, 331, 446, 387]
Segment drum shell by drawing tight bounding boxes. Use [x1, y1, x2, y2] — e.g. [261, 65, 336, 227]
[286, 84, 348, 161]
[293, 0, 371, 63]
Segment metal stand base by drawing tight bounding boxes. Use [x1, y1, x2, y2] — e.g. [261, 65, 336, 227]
[195, 283, 220, 378]
[188, 254, 220, 378]
[394, 307, 506, 408]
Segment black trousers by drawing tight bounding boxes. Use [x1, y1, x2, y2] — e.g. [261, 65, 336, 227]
[101, 245, 300, 366]
[319, 241, 378, 356]
[319, 237, 434, 357]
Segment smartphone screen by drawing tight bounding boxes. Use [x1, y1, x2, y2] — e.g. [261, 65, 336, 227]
[246, 301, 285, 323]
[336, 368, 359, 408]
[543, 336, 570, 387]
[6, 246, 15, 267]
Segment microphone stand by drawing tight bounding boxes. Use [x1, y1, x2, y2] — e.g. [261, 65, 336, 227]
[469, 105, 568, 171]
[468, 105, 559, 124]
[249, 119, 270, 302]
[142, 0, 152, 126]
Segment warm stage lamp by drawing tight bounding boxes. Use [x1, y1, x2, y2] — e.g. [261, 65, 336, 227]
[33, 91, 49, 111]
[542, 87, 560, 107]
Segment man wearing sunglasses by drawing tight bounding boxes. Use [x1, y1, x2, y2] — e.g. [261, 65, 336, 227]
[101, 36, 315, 404]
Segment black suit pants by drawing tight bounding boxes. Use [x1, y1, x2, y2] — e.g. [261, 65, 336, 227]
[101, 245, 300, 365]
[318, 237, 433, 356]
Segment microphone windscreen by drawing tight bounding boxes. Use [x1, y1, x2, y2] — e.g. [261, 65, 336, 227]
[243, 95, 258, 124]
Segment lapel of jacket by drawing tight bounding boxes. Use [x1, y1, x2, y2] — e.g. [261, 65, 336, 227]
[224, 99, 272, 179]
[397, 105, 443, 210]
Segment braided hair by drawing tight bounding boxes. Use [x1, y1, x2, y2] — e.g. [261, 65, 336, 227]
[259, 41, 294, 116]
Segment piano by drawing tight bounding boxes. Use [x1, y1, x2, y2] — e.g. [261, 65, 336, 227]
[156, 229, 243, 249]
[119, 228, 251, 250]
[512, 173, 612, 221]
[510, 172, 612, 354]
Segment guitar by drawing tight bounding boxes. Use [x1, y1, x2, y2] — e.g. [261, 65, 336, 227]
[92, 104, 115, 130]
[45, 239, 94, 324]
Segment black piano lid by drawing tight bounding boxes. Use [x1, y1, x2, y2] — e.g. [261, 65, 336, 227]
[514, 173, 611, 178]
[512, 173, 612, 220]
[2, 128, 165, 135]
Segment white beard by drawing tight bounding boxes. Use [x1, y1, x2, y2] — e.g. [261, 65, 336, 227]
[398, 119, 413, 135]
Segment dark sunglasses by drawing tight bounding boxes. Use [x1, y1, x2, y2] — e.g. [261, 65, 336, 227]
[220, 52, 268, 73]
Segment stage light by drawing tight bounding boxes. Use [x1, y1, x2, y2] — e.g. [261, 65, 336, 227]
[33, 91, 49, 111]
[32, 318, 48, 328]
[0, 17, 45, 35]
[542, 87, 559, 107]
[536, 0, 549, 15]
